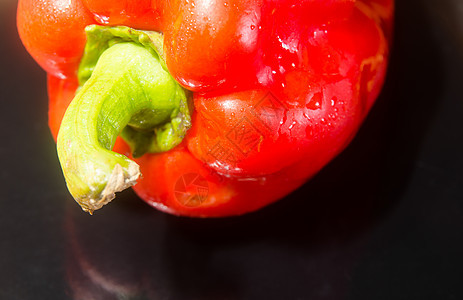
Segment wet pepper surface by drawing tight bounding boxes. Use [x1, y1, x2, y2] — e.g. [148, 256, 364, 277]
[17, 0, 393, 216]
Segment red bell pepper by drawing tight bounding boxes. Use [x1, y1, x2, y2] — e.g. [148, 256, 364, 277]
[17, 0, 394, 217]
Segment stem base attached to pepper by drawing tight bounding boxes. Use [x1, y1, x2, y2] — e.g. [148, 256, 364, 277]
[57, 27, 190, 214]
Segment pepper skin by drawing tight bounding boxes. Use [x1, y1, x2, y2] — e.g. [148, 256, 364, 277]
[17, 0, 394, 217]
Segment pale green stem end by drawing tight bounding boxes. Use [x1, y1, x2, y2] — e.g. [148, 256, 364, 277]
[57, 27, 190, 214]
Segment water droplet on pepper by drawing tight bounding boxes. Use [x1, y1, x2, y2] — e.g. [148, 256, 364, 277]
[331, 96, 337, 107]
[306, 92, 322, 110]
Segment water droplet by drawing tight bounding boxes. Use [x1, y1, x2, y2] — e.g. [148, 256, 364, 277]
[94, 14, 110, 24]
[250, 25, 255, 30]
[306, 92, 322, 110]
[331, 97, 337, 107]
[288, 121, 297, 130]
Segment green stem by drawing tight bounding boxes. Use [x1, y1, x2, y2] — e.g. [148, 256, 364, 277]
[57, 28, 190, 214]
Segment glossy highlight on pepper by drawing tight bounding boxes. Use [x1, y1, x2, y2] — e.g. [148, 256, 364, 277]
[17, 0, 394, 217]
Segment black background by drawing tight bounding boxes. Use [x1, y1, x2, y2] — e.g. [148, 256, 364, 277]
[1, 0, 463, 299]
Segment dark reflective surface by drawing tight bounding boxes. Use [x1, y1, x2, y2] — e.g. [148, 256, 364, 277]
[2, 0, 463, 299]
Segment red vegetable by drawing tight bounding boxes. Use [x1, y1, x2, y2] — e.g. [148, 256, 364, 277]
[17, 0, 394, 217]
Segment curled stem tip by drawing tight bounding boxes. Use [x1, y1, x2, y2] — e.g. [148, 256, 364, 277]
[57, 26, 190, 213]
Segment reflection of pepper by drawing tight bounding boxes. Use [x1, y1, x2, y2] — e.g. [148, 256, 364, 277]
[17, 0, 393, 217]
